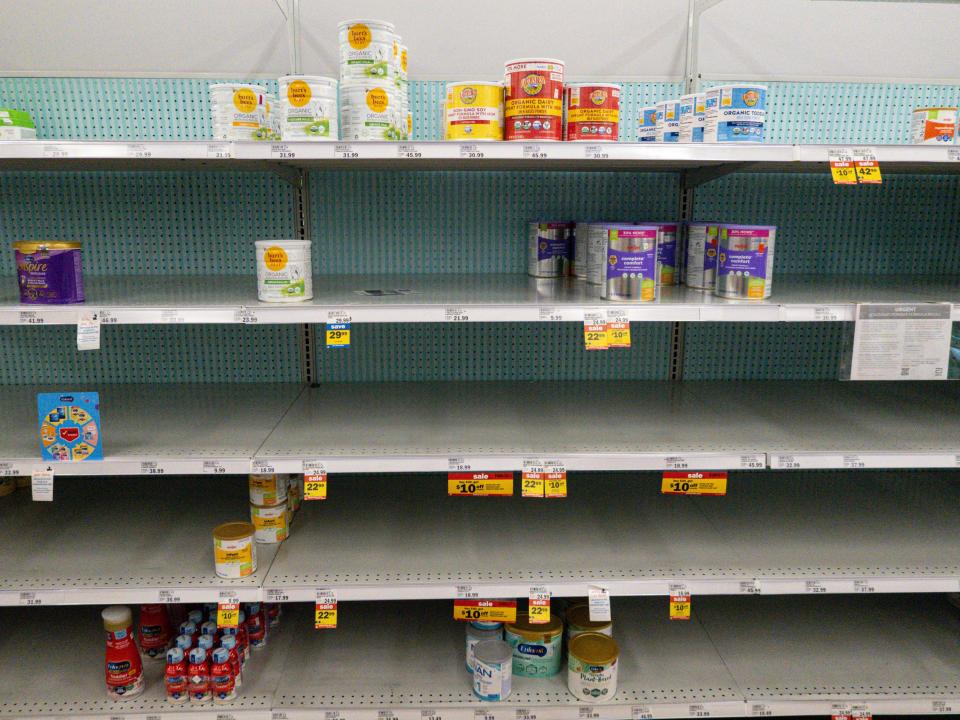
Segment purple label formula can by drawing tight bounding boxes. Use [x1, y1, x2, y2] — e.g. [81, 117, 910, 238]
[13, 241, 85, 304]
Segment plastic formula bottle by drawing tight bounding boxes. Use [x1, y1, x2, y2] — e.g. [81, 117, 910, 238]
[246, 603, 267, 650]
[137, 604, 172, 661]
[221, 634, 243, 688]
[188, 647, 212, 703]
[102, 606, 144, 700]
[211, 647, 238, 703]
[164, 647, 189, 704]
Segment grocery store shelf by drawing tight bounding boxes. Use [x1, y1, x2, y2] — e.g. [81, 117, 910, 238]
[1, 140, 959, 176]
[0, 603, 290, 720]
[262, 471, 960, 601]
[2, 275, 958, 325]
[0, 476, 279, 605]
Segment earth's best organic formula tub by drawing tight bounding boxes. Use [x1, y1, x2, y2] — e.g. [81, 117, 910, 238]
[338, 19, 398, 81]
[655, 99, 680, 142]
[210, 84, 268, 141]
[446, 81, 504, 140]
[568, 632, 619, 703]
[13, 241, 85, 304]
[255, 240, 313, 302]
[678, 93, 706, 142]
[564, 83, 620, 141]
[638, 106, 657, 142]
[704, 84, 767, 143]
[716, 224, 776, 299]
[503, 58, 565, 141]
[278, 75, 339, 140]
[911, 107, 957, 144]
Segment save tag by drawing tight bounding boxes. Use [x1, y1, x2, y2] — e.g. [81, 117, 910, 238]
[326, 322, 351, 348]
[448, 472, 513, 497]
[76, 311, 101, 351]
[521, 460, 545, 498]
[453, 599, 518, 623]
[544, 461, 567, 498]
[315, 589, 337, 629]
[528, 587, 551, 624]
[303, 460, 327, 501]
[828, 148, 857, 185]
[853, 148, 882, 184]
[583, 312, 608, 351]
[669, 591, 691, 621]
[587, 585, 611, 622]
[606, 310, 631, 349]
[217, 599, 240, 629]
[31, 466, 53, 502]
[661, 471, 728, 496]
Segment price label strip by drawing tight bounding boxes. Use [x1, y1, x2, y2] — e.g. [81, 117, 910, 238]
[325, 321, 351, 349]
[828, 148, 857, 185]
[453, 599, 517, 623]
[606, 310, 631, 349]
[669, 592, 691, 621]
[661, 471, 728, 496]
[304, 461, 328, 501]
[583, 312, 608, 351]
[521, 461, 545, 498]
[528, 587, 551, 624]
[448, 472, 514, 497]
[853, 147, 882, 185]
[315, 589, 337, 629]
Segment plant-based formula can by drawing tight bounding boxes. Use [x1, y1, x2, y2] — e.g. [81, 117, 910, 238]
[655, 99, 680, 142]
[278, 75, 338, 140]
[716, 224, 776, 299]
[445, 81, 504, 141]
[679, 93, 706, 142]
[528, 221, 571, 278]
[911, 107, 957, 144]
[255, 239, 312, 302]
[466, 622, 503, 673]
[338, 19, 397, 81]
[564, 83, 620, 141]
[504, 58, 565, 141]
[505, 613, 563, 677]
[684, 222, 720, 290]
[638, 106, 658, 142]
[473, 640, 512, 701]
[209, 84, 268, 141]
[602, 225, 658, 302]
[13, 241, 85, 304]
[653, 222, 679, 286]
[567, 632, 619, 703]
[704, 84, 767, 143]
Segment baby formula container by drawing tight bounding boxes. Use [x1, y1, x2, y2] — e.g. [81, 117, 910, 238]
[248, 473, 288, 507]
[505, 613, 563, 678]
[338, 20, 397, 81]
[340, 81, 402, 141]
[678, 93, 706, 142]
[278, 75, 339, 140]
[188, 647, 211, 704]
[528, 221, 572, 278]
[246, 603, 268, 649]
[655, 99, 680, 142]
[653, 222, 679, 286]
[0, 109, 37, 139]
[466, 622, 503, 672]
[504, 58, 565, 141]
[703, 84, 767, 143]
[715, 224, 776, 299]
[137, 604, 172, 661]
[911, 107, 957, 144]
[165, 647, 189, 704]
[684, 222, 720, 290]
[638, 106, 657, 142]
[103, 606, 145, 700]
[573, 221, 593, 279]
[564, 83, 620, 141]
[587, 222, 626, 286]
[211, 647, 237, 703]
[473, 640, 513, 701]
[566, 604, 614, 640]
[445, 81, 504, 141]
[209, 84, 268, 141]
[601, 225, 659, 302]
[250, 501, 289, 544]
[13, 241, 85, 304]
[568, 632, 619, 703]
[221, 635, 242, 687]
[212, 521, 257, 579]
[255, 239, 313, 302]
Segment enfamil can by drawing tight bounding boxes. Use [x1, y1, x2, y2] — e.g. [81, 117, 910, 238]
[504, 58, 565, 141]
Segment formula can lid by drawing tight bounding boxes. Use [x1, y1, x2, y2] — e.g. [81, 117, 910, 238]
[213, 521, 255, 541]
[506, 612, 563, 638]
[338, 18, 397, 32]
[565, 82, 621, 91]
[504, 58, 566, 68]
[913, 106, 958, 112]
[566, 604, 613, 631]
[446, 81, 503, 90]
[473, 639, 512, 665]
[13, 240, 81, 252]
[569, 631, 620, 665]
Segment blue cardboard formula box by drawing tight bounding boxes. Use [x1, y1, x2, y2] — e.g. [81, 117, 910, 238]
[37, 391, 102, 461]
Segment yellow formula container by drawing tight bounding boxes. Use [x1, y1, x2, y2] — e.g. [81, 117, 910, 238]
[212, 522, 257, 579]
[445, 81, 503, 141]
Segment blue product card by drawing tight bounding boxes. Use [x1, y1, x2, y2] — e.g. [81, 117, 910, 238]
[37, 391, 102, 461]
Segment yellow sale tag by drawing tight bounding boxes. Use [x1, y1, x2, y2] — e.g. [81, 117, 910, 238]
[304, 474, 327, 501]
[830, 161, 857, 185]
[854, 160, 882, 184]
[584, 321, 608, 351]
[453, 599, 517, 623]
[529, 587, 550, 624]
[315, 600, 337, 629]
[217, 602, 240, 629]
[325, 322, 350, 348]
[669, 593, 691, 621]
[522, 463, 544, 497]
[448, 472, 514, 496]
[544, 467, 567, 498]
[607, 321, 631, 349]
[661, 471, 727, 496]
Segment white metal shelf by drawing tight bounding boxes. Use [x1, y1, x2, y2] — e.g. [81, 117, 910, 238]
[0, 476, 279, 605]
[1, 275, 958, 325]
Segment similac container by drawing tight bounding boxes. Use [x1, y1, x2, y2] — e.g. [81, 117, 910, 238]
[248, 473, 288, 507]
[102, 606, 145, 700]
[340, 81, 402, 141]
[715, 224, 776, 299]
[503, 58, 565, 141]
[911, 107, 957, 144]
[564, 83, 620, 141]
[211, 648, 237, 703]
[655, 99, 680, 142]
[652, 222, 679, 286]
[638, 106, 657, 142]
[505, 613, 563, 678]
[255, 239, 313, 302]
[678, 93, 706, 142]
[137, 604, 172, 661]
[601, 225, 659, 302]
[703, 84, 767, 143]
[212, 522, 257, 579]
[209, 84, 268, 141]
[684, 222, 720, 290]
[473, 640, 512, 701]
[446, 82, 504, 141]
[338, 20, 398, 81]
[567, 632, 619, 703]
[466, 621, 503, 673]
[528, 221, 572, 278]
[278, 76, 339, 141]
[165, 647, 189, 704]
[565, 604, 614, 640]
[250, 501, 289, 544]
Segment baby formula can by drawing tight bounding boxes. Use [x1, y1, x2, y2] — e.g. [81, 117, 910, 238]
[655, 99, 680, 142]
[213, 522, 257, 579]
[587, 222, 623, 286]
[678, 93, 706, 143]
[684, 222, 720, 290]
[466, 622, 503, 673]
[13, 241, 85, 304]
[211, 648, 237, 703]
[338, 19, 397, 81]
[528, 221, 571, 278]
[255, 239, 313, 302]
[504, 58, 565, 141]
[165, 647, 189, 704]
[565, 603, 614, 640]
[188, 647, 211, 704]
[137, 604, 172, 661]
[568, 632, 619, 703]
[263, 93, 281, 141]
[638, 106, 658, 142]
[340, 81, 401, 141]
[505, 613, 563, 678]
[286, 473, 302, 513]
[278, 75, 339, 141]
[473, 640, 513, 701]
[715, 224, 776, 299]
[652, 222, 679, 286]
[564, 83, 620, 141]
[911, 107, 958, 144]
[209, 84, 268, 141]
[703, 84, 767, 143]
[602, 225, 659, 302]
[248, 473, 288, 507]
[103, 606, 145, 700]
[250, 501, 289, 544]
[573, 221, 593, 279]
[446, 81, 504, 141]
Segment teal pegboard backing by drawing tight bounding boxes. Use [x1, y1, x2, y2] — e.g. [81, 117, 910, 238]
[701, 79, 960, 145]
[682, 323, 846, 380]
[0, 171, 296, 276]
[693, 173, 960, 275]
[314, 323, 671, 382]
[0, 325, 300, 384]
[309, 171, 679, 274]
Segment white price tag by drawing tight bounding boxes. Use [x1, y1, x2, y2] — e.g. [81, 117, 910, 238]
[932, 701, 954, 713]
[460, 144, 485, 159]
[203, 461, 226, 474]
[775, 455, 801, 469]
[444, 307, 469, 322]
[160, 309, 185, 324]
[578, 708, 600, 720]
[18, 311, 44, 325]
[19, 592, 43, 606]
[265, 588, 290, 603]
[397, 143, 422, 159]
[843, 455, 865, 469]
[448, 457, 471, 472]
[631, 707, 654, 720]
[523, 144, 547, 159]
[234, 308, 259, 324]
[853, 580, 876, 593]
[688, 705, 709, 718]
[31, 466, 53, 502]
[140, 461, 165, 475]
[813, 306, 843, 321]
[740, 454, 765, 469]
[583, 144, 610, 160]
[251, 460, 276, 474]
[456, 584, 479, 599]
[538, 307, 564, 322]
[156, 589, 182, 603]
[126, 143, 153, 159]
[751, 705, 773, 717]
[42, 144, 70, 159]
[270, 143, 296, 159]
[949, 148, 960, 162]
[76, 310, 101, 351]
[665, 456, 689, 470]
[739, 579, 761, 594]
[804, 581, 826, 594]
[99, 310, 119, 325]
[334, 143, 359, 159]
[587, 584, 611, 622]
[206, 143, 233, 159]
[0, 462, 23, 477]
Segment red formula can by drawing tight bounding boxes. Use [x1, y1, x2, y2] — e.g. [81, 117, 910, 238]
[564, 83, 620, 141]
[503, 58, 565, 141]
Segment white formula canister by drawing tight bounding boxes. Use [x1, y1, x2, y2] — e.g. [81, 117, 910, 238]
[528, 221, 572, 278]
[602, 225, 659, 302]
[704, 84, 767, 143]
[684, 222, 720, 290]
[573, 221, 593, 279]
[716, 224, 776, 299]
[911, 107, 958, 144]
[278, 76, 339, 141]
[340, 81, 402, 141]
[655, 99, 680, 142]
[678, 93, 706, 143]
[638, 106, 657, 142]
[209, 84, 268, 141]
[248, 473, 288, 507]
[473, 640, 512, 701]
[466, 622, 503, 673]
[212, 522, 257, 579]
[567, 632, 619, 703]
[338, 19, 397, 81]
[255, 240, 312, 302]
[250, 501, 289, 544]
[587, 222, 627, 286]
[653, 222, 679, 286]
